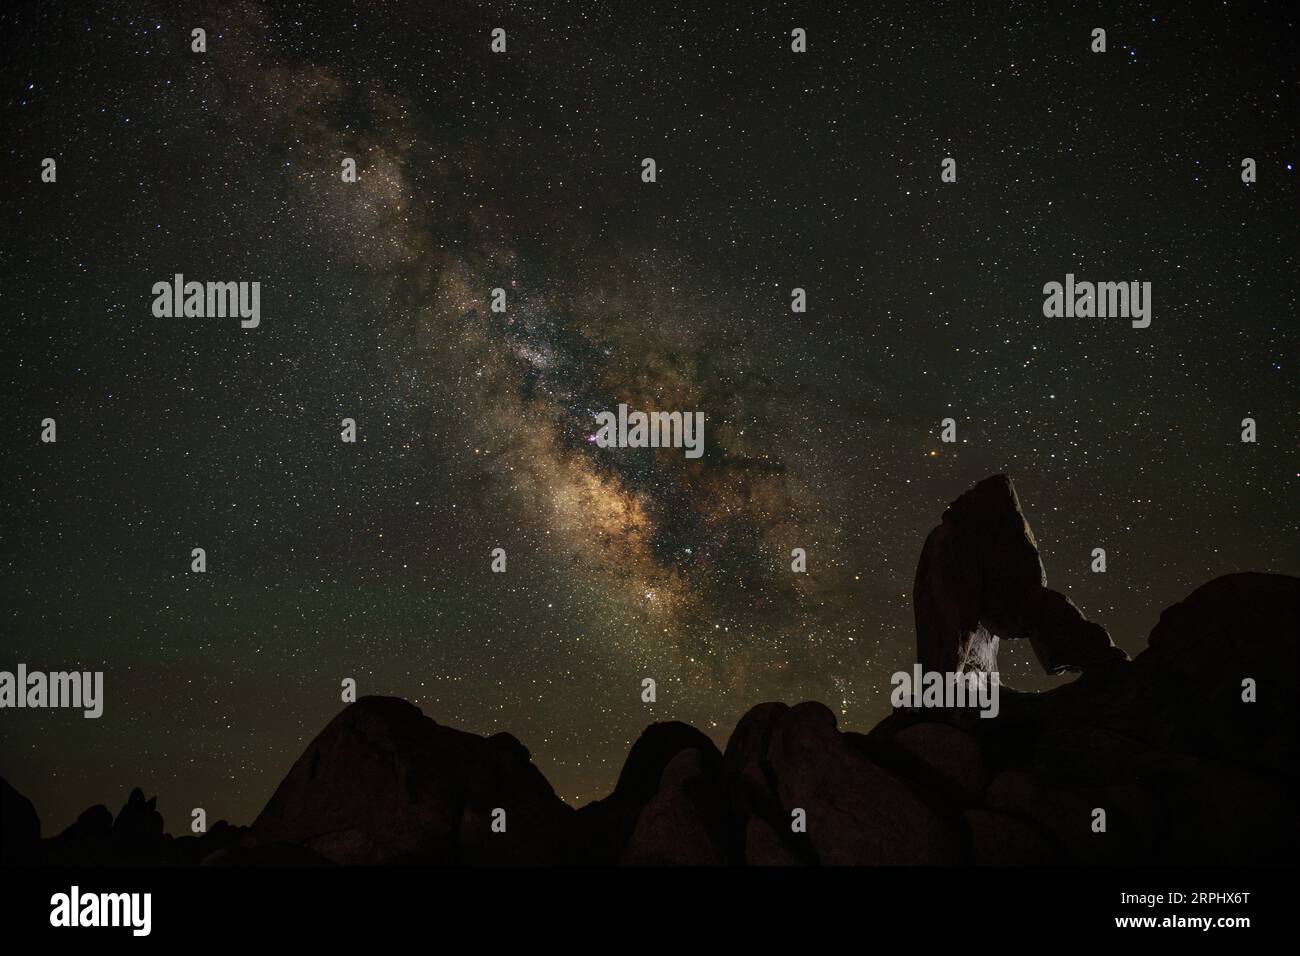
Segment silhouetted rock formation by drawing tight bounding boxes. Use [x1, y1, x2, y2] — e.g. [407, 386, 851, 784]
[109, 788, 168, 864]
[727, 701, 960, 864]
[574, 721, 731, 865]
[1141, 572, 1298, 778]
[0, 778, 40, 865]
[43, 804, 113, 865]
[913, 474, 1126, 674]
[246, 696, 575, 864]
[5, 479, 1295, 867]
[620, 745, 733, 865]
[23, 788, 249, 866]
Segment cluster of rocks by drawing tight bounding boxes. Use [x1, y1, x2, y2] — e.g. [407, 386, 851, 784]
[584, 563, 1295, 866]
[3, 474, 1294, 867]
[4, 568, 1294, 867]
[1, 781, 258, 866]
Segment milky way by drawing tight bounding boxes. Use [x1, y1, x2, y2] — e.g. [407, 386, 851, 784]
[205, 6, 857, 697]
[2, 0, 1296, 829]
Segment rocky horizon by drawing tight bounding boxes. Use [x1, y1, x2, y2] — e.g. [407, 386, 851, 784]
[4, 569, 1295, 867]
[5, 474, 1295, 867]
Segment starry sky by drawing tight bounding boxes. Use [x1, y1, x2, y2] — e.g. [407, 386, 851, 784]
[2, 0, 1296, 833]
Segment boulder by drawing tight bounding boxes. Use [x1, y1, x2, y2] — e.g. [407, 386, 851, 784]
[620, 749, 728, 865]
[729, 701, 960, 865]
[891, 722, 988, 804]
[1136, 572, 1298, 780]
[574, 720, 725, 864]
[613, 721, 722, 804]
[246, 696, 573, 864]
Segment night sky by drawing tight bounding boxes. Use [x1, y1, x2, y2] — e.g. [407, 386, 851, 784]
[2, 1, 1296, 833]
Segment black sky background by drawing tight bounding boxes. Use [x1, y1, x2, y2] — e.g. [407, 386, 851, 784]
[2, 0, 1296, 833]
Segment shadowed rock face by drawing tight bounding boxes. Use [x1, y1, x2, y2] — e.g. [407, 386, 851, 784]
[246, 696, 575, 865]
[1137, 572, 1298, 779]
[913, 474, 1125, 675]
[726, 701, 962, 865]
[574, 721, 732, 865]
[619, 747, 732, 865]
